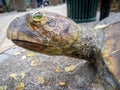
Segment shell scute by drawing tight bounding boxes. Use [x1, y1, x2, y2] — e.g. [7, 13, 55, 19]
[102, 22, 120, 82]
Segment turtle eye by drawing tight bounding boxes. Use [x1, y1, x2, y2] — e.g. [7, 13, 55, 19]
[33, 12, 42, 20]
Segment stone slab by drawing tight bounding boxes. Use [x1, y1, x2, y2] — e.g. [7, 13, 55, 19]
[0, 54, 9, 63]
[4, 47, 23, 55]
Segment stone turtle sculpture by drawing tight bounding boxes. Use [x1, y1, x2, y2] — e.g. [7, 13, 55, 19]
[7, 11, 120, 89]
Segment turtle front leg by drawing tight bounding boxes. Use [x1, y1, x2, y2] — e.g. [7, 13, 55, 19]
[94, 56, 120, 90]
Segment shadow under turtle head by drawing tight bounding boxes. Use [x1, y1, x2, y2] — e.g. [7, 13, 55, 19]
[7, 11, 79, 55]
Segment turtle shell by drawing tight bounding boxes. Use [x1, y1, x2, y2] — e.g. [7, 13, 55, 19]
[100, 21, 120, 83]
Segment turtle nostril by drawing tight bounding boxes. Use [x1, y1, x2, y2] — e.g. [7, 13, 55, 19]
[17, 17, 19, 19]
[46, 20, 56, 27]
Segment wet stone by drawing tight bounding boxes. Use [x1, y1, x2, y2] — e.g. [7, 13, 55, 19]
[4, 47, 23, 55]
[0, 51, 96, 90]
[0, 54, 9, 63]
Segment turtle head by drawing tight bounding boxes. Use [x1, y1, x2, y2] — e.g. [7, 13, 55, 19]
[7, 11, 79, 55]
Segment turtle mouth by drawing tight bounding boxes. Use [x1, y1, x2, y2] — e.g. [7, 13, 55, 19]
[12, 39, 47, 52]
